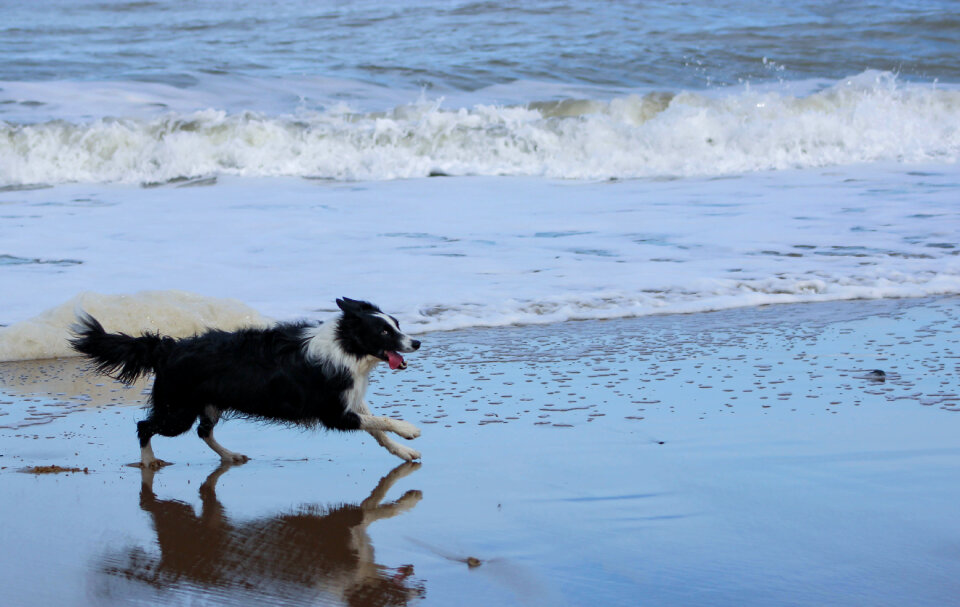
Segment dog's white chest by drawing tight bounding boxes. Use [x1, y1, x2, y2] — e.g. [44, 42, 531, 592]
[345, 375, 369, 413]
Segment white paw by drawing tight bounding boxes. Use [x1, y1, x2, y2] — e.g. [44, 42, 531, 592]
[391, 444, 422, 462]
[221, 452, 250, 464]
[391, 420, 421, 440]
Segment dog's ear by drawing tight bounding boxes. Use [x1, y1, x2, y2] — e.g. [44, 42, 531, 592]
[336, 298, 356, 315]
[336, 297, 377, 316]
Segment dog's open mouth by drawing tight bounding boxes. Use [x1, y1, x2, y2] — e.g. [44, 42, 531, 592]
[384, 350, 407, 370]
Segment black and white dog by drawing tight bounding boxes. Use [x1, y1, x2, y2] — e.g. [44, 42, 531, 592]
[70, 298, 422, 467]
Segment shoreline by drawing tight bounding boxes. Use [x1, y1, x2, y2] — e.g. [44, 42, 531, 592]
[3, 294, 957, 422]
[3, 289, 957, 362]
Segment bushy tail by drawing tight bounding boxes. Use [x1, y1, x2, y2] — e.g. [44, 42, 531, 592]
[69, 312, 170, 384]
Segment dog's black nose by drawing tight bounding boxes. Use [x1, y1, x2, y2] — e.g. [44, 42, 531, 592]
[411, 340, 421, 350]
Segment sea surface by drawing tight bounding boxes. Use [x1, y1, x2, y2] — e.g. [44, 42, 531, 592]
[1, 0, 959, 359]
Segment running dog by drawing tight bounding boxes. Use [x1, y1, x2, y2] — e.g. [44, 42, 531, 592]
[70, 297, 422, 467]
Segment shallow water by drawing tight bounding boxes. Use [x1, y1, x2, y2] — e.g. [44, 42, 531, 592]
[2, 167, 959, 361]
[2, 298, 959, 606]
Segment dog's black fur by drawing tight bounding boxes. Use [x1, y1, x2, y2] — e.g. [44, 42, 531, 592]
[70, 298, 422, 466]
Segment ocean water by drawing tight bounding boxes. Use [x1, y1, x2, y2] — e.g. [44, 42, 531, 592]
[1, 0, 959, 359]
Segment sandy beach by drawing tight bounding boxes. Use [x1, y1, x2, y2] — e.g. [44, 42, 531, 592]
[1, 296, 958, 606]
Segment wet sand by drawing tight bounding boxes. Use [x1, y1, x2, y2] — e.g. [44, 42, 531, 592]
[1, 297, 959, 606]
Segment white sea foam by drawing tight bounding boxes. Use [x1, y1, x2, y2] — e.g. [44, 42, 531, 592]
[2, 72, 957, 185]
[0, 291, 270, 362]
[4, 273, 958, 363]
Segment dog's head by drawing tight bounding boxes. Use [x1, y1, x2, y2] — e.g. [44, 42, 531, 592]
[336, 298, 420, 370]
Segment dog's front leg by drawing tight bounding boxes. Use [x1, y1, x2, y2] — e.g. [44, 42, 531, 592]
[352, 400, 421, 439]
[367, 428, 421, 462]
[358, 415, 421, 440]
[353, 401, 421, 461]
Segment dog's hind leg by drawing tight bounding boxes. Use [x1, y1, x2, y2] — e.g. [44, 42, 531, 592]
[136, 420, 171, 469]
[197, 405, 249, 464]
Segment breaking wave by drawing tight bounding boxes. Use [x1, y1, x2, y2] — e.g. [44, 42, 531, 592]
[2, 71, 958, 185]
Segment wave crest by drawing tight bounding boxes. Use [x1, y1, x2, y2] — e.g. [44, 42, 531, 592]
[2, 71, 958, 185]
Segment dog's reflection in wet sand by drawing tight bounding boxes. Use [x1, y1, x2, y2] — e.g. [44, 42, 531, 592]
[99, 463, 425, 606]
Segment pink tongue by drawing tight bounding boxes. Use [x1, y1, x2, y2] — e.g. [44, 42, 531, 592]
[386, 351, 405, 370]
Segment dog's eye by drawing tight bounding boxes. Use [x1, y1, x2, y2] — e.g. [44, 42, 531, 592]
[381, 329, 389, 336]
